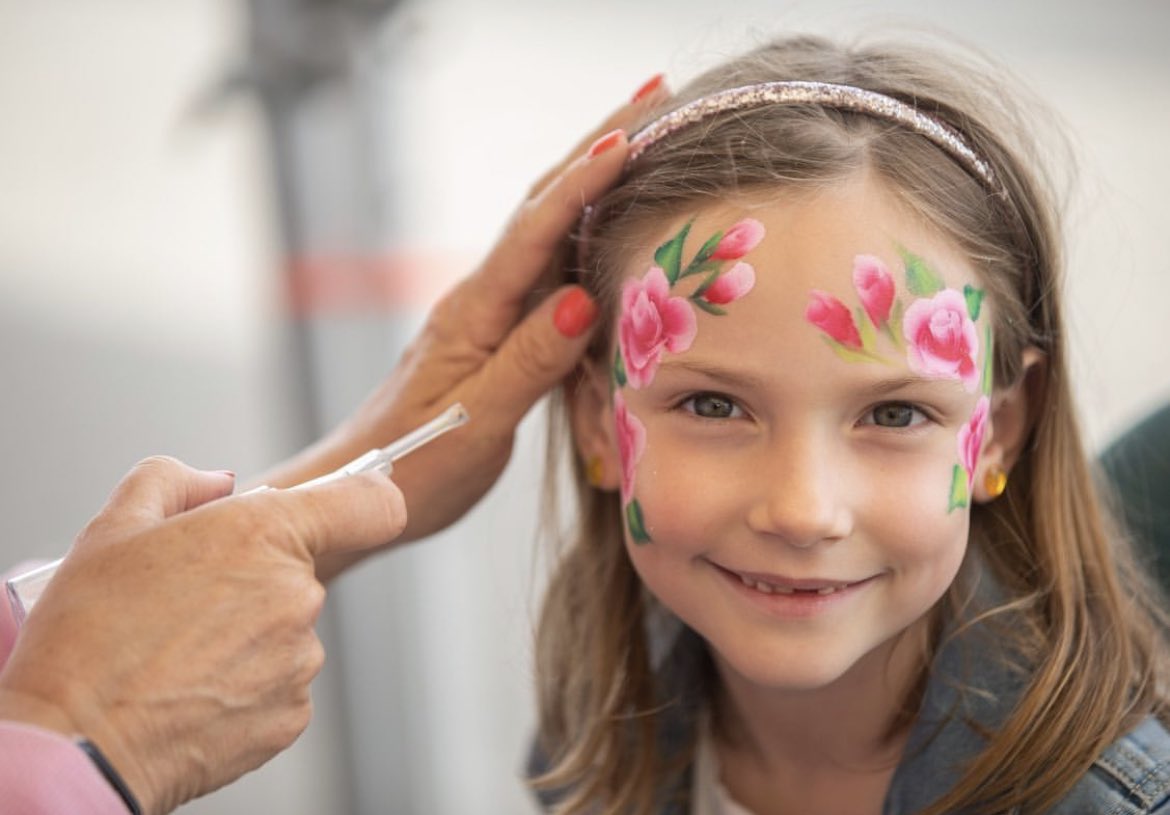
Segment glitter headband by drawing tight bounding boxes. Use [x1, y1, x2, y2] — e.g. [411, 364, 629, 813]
[577, 80, 1002, 269]
[628, 80, 999, 190]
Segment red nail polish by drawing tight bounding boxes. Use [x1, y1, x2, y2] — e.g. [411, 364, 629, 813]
[587, 128, 624, 159]
[631, 73, 665, 104]
[553, 288, 598, 338]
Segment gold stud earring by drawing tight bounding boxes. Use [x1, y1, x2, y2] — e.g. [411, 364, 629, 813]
[983, 467, 1008, 499]
[586, 456, 605, 488]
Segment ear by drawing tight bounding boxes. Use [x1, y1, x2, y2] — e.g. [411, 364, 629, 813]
[973, 347, 1046, 503]
[567, 358, 623, 492]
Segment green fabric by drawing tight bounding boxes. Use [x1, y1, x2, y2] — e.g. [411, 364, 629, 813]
[1100, 403, 1170, 593]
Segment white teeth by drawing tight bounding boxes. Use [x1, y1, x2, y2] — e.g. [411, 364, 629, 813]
[738, 575, 844, 595]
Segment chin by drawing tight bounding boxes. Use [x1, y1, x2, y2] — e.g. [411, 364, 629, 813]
[710, 639, 862, 694]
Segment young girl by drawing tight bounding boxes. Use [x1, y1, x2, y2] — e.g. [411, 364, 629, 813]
[529, 34, 1170, 814]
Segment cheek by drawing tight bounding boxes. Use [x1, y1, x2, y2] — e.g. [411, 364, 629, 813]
[857, 443, 971, 560]
[624, 434, 742, 552]
[864, 454, 971, 607]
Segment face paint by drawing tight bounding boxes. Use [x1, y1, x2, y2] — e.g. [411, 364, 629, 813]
[613, 217, 765, 542]
[804, 247, 989, 512]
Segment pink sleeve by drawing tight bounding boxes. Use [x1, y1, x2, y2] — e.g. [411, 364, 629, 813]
[1, 563, 127, 813]
[0, 722, 128, 814]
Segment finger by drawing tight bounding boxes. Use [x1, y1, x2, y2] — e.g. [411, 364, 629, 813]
[527, 73, 670, 198]
[469, 130, 629, 312]
[257, 472, 409, 560]
[472, 284, 598, 429]
[86, 457, 236, 541]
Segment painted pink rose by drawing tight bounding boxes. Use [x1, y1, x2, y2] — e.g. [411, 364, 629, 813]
[619, 265, 697, 389]
[711, 218, 766, 260]
[957, 395, 990, 485]
[805, 290, 862, 349]
[902, 289, 980, 391]
[852, 254, 895, 327]
[702, 261, 756, 305]
[613, 389, 646, 502]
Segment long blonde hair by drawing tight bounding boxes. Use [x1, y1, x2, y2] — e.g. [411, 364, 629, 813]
[532, 33, 1170, 814]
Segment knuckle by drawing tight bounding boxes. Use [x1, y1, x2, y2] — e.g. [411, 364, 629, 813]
[276, 700, 313, 750]
[385, 483, 408, 539]
[132, 454, 184, 479]
[301, 578, 327, 622]
[509, 322, 559, 379]
[361, 473, 409, 540]
[302, 636, 326, 680]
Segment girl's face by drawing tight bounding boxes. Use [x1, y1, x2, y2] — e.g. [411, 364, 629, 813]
[580, 173, 1009, 693]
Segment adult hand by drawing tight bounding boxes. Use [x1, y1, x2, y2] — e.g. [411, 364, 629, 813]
[0, 455, 406, 815]
[261, 77, 669, 573]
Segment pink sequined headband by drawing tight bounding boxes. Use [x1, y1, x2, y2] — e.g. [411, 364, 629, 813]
[628, 80, 999, 190]
[577, 80, 1002, 265]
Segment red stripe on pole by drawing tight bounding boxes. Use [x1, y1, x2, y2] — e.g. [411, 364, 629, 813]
[284, 250, 471, 316]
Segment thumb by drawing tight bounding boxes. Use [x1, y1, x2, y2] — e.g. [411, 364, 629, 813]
[257, 471, 409, 560]
[83, 456, 236, 543]
[476, 285, 599, 426]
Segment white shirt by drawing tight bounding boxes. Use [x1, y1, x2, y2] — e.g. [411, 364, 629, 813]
[690, 719, 758, 815]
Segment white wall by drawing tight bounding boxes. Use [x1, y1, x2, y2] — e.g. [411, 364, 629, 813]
[1, 1, 1167, 814]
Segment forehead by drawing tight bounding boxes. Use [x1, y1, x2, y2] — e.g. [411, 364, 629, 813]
[630, 175, 981, 308]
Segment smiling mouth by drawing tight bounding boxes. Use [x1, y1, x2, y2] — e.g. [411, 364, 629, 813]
[736, 575, 850, 595]
[717, 564, 871, 597]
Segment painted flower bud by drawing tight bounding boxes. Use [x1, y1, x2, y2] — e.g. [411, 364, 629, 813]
[805, 290, 863, 349]
[852, 254, 895, 327]
[702, 261, 756, 305]
[710, 218, 766, 260]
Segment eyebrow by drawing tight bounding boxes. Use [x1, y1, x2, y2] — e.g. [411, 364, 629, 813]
[652, 360, 961, 398]
[858, 375, 958, 397]
[651, 359, 771, 390]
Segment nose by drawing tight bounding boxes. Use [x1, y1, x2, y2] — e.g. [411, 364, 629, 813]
[746, 427, 853, 548]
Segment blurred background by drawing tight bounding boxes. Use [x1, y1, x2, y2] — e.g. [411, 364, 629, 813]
[1, 1, 1167, 812]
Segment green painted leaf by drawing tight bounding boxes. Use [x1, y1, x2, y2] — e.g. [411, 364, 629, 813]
[963, 284, 985, 322]
[900, 247, 944, 297]
[678, 258, 722, 281]
[982, 323, 994, 396]
[823, 336, 890, 365]
[884, 298, 905, 349]
[613, 347, 627, 388]
[626, 499, 652, 544]
[655, 221, 692, 285]
[855, 306, 877, 353]
[681, 230, 723, 278]
[691, 297, 727, 316]
[691, 268, 722, 300]
[947, 464, 969, 513]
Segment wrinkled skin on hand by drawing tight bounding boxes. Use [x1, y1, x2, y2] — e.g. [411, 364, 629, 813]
[256, 83, 670, 579]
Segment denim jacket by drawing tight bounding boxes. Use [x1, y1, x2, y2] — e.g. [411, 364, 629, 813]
[530, 597, 1170, 814]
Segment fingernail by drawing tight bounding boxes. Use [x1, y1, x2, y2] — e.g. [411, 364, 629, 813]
[631, 73, 665, 104]
[553, 288, 598, 338]
[587, 128, 624, 159]
[215, 470, 236, 480]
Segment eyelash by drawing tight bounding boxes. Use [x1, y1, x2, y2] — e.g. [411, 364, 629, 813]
[858, 402, 932, 430]
[676, 391, 747, 421]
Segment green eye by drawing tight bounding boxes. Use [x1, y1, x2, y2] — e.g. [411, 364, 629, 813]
[686, 393, 740, 419]
[868, 403, 919, 428]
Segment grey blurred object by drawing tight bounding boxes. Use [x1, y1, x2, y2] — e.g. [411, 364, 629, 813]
[1100, 402, 1170, 593]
